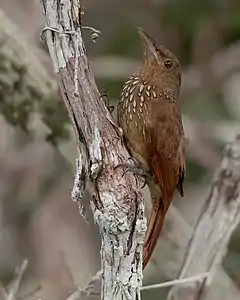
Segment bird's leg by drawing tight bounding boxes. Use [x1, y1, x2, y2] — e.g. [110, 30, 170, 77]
[100, 90, 114, 114]
[115, 157, 153, 188]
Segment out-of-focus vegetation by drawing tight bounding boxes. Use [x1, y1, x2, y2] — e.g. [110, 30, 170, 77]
[1, 0, 240, 299]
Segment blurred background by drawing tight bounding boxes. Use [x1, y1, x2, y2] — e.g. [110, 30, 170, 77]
[1, 0, 240, 299]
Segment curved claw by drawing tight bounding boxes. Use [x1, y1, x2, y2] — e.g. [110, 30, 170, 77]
[100, 90, 114, 113]
[115, 157, 153, 189]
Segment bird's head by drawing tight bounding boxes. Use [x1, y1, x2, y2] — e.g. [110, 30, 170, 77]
[137, 28, 181, 96]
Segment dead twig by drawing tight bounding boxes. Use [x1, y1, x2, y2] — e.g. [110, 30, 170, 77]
[66, 271, 101, 300]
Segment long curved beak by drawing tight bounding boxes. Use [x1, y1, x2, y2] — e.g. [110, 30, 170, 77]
[137, 27, 159, 63]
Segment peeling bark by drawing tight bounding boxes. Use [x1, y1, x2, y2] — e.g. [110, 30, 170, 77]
[40, 1, 146, 300]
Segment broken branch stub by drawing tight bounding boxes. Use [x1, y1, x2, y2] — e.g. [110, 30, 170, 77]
[40, 1, 146, 300]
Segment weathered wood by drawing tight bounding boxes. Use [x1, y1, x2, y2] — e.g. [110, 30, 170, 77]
[40, 1, 146, 300]
[1, 5, 240, 300]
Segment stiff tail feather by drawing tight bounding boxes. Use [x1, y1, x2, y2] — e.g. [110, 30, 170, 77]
[143, 153, 176, 269]
[143, 199, 166, 269]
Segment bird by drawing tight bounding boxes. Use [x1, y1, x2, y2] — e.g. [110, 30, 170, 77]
[117, 28, 186, 269]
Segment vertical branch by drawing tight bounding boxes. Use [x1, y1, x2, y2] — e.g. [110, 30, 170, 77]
[167, 135, 240, 300]
[40, 1, 146, 300]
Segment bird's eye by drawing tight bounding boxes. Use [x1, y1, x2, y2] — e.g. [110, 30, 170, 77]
[164, 59, 173, 69]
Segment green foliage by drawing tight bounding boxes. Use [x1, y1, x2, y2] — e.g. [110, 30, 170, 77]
[0, 54, 33, 131]
[0, 49, 70, 145]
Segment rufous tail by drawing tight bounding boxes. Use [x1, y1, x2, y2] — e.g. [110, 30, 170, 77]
[143, 199, 167, 269]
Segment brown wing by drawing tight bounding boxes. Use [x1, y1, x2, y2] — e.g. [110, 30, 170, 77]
[143, 100, 186, 268]
[148, 100, 186, 200]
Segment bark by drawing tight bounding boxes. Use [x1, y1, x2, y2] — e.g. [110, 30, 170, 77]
[40, 1, 146, 300]
[1, 3, 240, 300]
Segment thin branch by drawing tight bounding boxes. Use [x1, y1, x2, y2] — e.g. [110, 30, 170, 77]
[167, 134, 240, 300]
[6, 259, 28, 300]
[40, 1, 146, 300]
[66, 271, 101, 300]
[141, 273, 209, 291]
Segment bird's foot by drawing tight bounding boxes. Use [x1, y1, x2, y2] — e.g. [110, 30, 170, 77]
[115, 157, 153, 188]
[100, 90, 114, 114]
